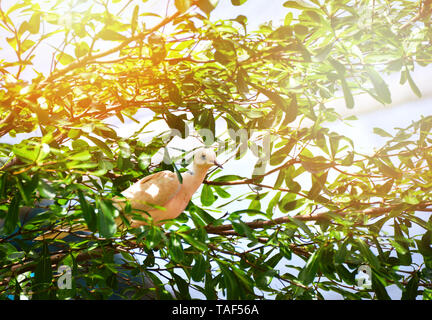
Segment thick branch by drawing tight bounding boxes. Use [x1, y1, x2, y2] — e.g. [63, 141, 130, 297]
[205, 202, 432, 234]
[43, 10, 182, 84]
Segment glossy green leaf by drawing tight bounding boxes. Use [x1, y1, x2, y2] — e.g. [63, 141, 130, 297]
[196, 0, 217, 15]
[87, 136, 114, 159]
[366, 67, 392, 104]
[341, 78, 354, 109]
[175, 0, 193, 12]
[298, 251, 320, 285]
[4, 193, 21, 234]
[32, 241, 54, 299]
[168, 234, 184, 262]
[178, 232, 208, 251]
[201, 184, 216, 206]
[131, 5, 139, 34]
[98, 29, 126, 41]
[372, 273, 390, 300]
[96, 198, 117, 238]
[232, 0, 248, 5]
[78, 190, 97, 232]
[356, 239, 380, 270]
[405, 67, 422, 98]
[401, 273, 419, 300]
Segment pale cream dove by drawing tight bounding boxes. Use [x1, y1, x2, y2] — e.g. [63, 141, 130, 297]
[114, 148, 222, 226]
[33, 148, 222, 239]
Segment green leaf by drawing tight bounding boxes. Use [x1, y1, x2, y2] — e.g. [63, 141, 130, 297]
[75, 41, 89, 58]
[266, 191, 281, 216]
[27, 12, 41, 34]
[373, 127, 392, 138]
[21, 39, 35, 52]
[341, 78, 354, 109]
[231, 220, 257, 242]
[98, 28, 126, 41]
[172, 160, 183, 184]
[251, 84, 297, 123]
[278, 192, 296, 213]
[218, 262, 239, 299]
[334, 237, 349, 264]
[283, 0, 314, 10]
[372, 273, 390, 300]
[329, 57, 346, 75]
[214, 186, 230, 198]
[236, 68, 249, 94]
[335, 264, 355, 285]
[4, 193, 21, 234]
[178, 232, 208, 251]
[68, 128, 81, 140]
[32, 241, 53, 299]
[96, 198, 117, 238]
[213, 38, 236, 64]
[308, 171, 328, 200]
[37, 179, 55, 199]
[393, 221, 411, 265]
[191, 255, 207, 282]
[201, 184, 216, 206]
[175, 0, 193, 12]
[417, 231, 432, 257]
[356, 238, 380, 270]
[270, 139, 295, 166]
[213, 175, 245, 182]
[196, 0, 217, 15]
[12, 144, 38, 162]
[298, 250, 320, 285]
[70, 150, 92, 161]
[231, 0, 247, 5]
[168, 233, 184, 262]
[56, 52, 75, 65]
[300, 155, 333, 173]
[405, 67, 422, 98]
[118, 141, 131, 158]
[165, 113, 187, 138]
[145, 226, 163, 249]
[423, 288, 432, 300]
[87, 136, 114, 159]
[401, 273, 419, 300]
[131, 5, 139, 34]
[287, 216, 314, 237]
[376, 160, 402, 180]
[167, 82, 183, 105]
[78, 190, 97, 232]
[366, 67, 392, 104]
[172, 273, 191, 299]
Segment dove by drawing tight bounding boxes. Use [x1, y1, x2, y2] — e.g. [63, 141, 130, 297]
[115, 148, 222, 226]
[13, 148, 222, 240]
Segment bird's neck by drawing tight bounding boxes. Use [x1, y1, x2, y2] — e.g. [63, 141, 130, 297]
[181, 165, 209, 195]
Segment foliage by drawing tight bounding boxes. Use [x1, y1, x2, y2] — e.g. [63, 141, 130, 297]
[0, 0, 432, 300]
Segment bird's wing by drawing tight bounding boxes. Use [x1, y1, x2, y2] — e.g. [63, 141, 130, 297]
[117, 170, 181, 212]
[34, 172, 181, 240]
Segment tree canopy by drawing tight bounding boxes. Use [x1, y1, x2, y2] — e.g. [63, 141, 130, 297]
[0, 0, 432, 300]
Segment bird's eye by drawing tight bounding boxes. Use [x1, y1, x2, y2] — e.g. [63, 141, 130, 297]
[201, 154, 206, 159]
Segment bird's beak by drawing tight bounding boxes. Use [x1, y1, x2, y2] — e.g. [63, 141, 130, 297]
[214, 160, 223, 169]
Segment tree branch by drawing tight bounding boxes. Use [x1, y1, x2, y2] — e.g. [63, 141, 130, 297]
[43, 10, 182, 84]
[205, 202, 432, 234]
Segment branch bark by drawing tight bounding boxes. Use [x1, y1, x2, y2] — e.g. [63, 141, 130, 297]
[204, 202, 432, 235]
[43, 10, 182, 84]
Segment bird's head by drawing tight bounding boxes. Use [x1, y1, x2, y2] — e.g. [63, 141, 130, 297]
[193, 148, 223, 169]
